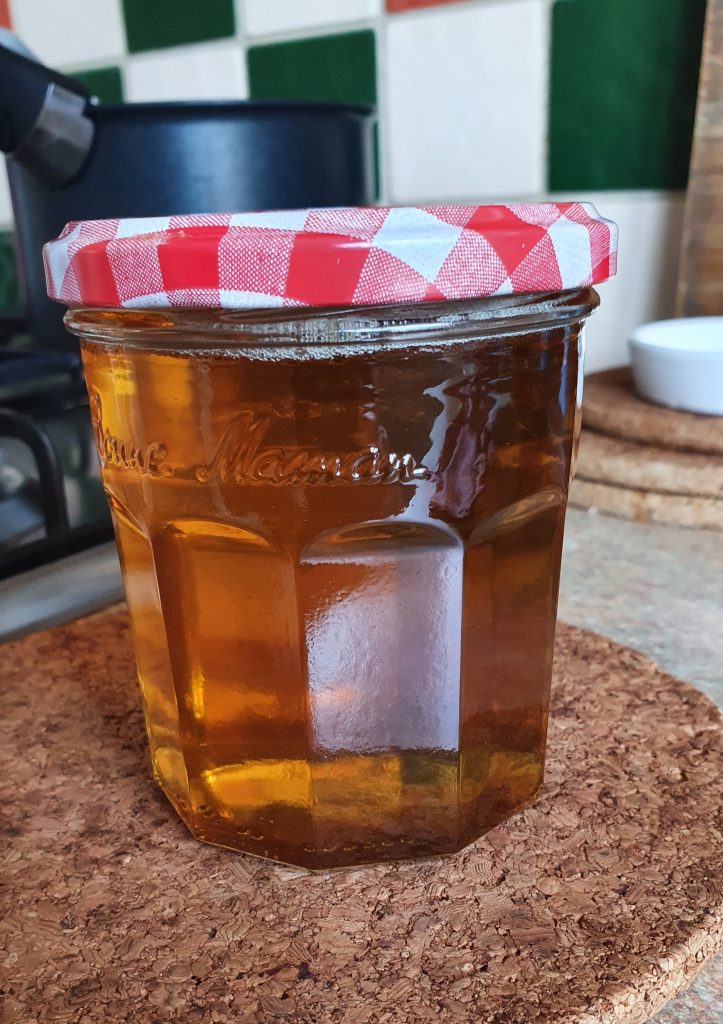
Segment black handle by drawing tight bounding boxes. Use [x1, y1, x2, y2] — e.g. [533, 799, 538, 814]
[0, 44, 90, 153]
[0, 42, 94, 186]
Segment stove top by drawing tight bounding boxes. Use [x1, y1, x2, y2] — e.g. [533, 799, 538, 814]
[0, 335, 114, 582]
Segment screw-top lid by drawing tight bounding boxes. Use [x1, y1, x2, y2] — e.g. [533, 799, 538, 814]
[44, 202, 617, 312]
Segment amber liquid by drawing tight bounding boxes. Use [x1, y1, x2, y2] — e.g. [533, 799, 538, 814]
[81, 318, 580, 868]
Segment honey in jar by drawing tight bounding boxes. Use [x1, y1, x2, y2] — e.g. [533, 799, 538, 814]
[45, 204, 617, 868]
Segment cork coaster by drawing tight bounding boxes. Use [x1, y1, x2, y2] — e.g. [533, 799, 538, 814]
[576, 430, 723, 500]
[571, 477, 723, 531]
[583, 367, 723, 456]
[2, 608, 722, 1024]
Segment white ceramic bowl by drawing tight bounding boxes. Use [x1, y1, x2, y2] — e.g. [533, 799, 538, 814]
[628, 317, 723, 416]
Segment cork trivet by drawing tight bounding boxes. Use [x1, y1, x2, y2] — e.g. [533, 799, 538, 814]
[570, 477, 723, 531]
[576, 430, 723, 500]
[2, 608, 722, 1024]
[582, 368, 723, 457]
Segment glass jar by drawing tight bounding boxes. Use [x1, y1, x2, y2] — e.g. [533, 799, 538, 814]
[47, 205, 616, 868]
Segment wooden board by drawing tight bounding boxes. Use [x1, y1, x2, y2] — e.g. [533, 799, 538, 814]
[1, 608, 722, 1024]
[676, 0, 723, 317]
[576, 430, 723, 499]
[571, 476, 723, 531]
[582, 368, 723, 456]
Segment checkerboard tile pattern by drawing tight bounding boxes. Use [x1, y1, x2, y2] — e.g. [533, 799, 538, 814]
[0, 0, 708, 369]
[9, 0, 125, 67]
[122, 0, 235, 54]
[248, 31, 376, 107]
[386, 0, 547, 201]
[386, 0, 461, 11]
[126, 42, 246, 102]
[73, 66, 124, 104]
[245, 0, 381, 37]
[550, 0, 707, 191]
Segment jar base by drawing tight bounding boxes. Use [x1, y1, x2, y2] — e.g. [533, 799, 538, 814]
[157, 774, 545, 871]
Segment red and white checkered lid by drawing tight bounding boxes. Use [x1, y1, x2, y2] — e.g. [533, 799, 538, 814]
[44, 203, 617, 311]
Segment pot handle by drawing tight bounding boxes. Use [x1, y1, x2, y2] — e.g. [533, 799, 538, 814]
[0, 33, 95, 187]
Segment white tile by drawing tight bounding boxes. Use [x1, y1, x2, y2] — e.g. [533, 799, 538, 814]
[243, 0, 381, 37]
[10, 0, 125, 67]
[386, 1, 547, 203]
[0, 164, 13, 228]
[126, 43, 247, 102]
[567, 193, 686, 374]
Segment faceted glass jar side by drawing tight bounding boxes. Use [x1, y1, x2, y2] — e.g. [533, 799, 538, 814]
[68, 291, 596, 868]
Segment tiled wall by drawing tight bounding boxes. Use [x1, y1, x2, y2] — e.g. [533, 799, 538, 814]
[0, 0, 707, 371]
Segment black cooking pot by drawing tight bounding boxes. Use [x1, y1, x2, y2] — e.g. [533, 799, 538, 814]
[0, 40, 376, 348]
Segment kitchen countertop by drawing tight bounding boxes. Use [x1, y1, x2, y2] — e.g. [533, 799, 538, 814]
[559, 508, 723, 1024]
[560, 508, 723, 708]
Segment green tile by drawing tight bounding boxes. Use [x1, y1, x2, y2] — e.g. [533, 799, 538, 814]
[0, 232, 19, 312]
[549, 0, 706, 191]
[248, 31, 376, 107]
[73, 66, 124, 104]
[122, 0, 235, 53]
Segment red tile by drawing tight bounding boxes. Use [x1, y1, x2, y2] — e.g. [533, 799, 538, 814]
[0, 0, 11, 27]
[387, 0, 465, 12]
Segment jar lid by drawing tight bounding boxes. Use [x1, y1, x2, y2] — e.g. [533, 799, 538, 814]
[44, 203, 617, 311]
